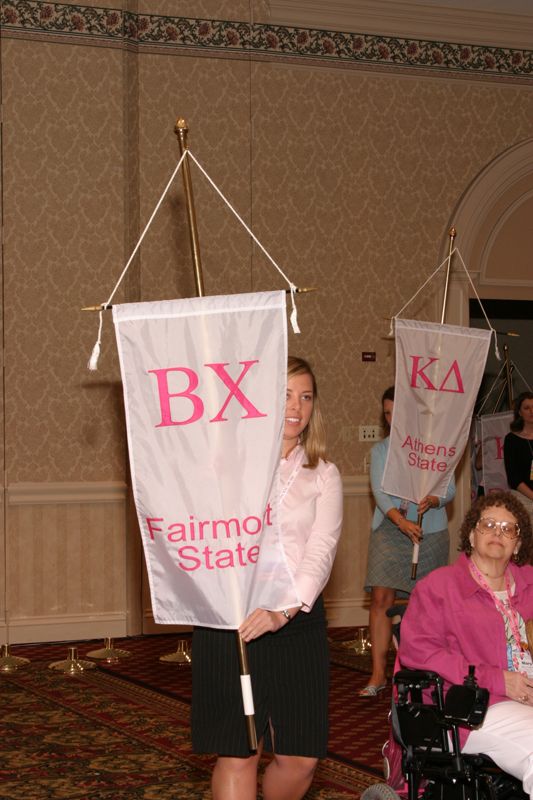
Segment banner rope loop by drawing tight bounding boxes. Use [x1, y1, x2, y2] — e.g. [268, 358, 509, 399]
[186, 151, 300, 333]
[390, 247, 500, 361]
[87, 149, 300, 371]
[454, 249, 500, 361]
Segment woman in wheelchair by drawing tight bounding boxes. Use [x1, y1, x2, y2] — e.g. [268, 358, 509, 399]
[399, 491, 533, 798]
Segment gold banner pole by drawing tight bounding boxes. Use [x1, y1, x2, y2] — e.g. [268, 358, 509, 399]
[440, 226, 456, 324]
[164, 118, 257, 751]
[82, 286, 317, 312]
[411, 227, 456, 578]
[174, 118, 205, 298]
[411, 513, 423, 580]
[158, 117, 202, 669]
[236, 632, 258, 750]
[504, 344, 514, 410]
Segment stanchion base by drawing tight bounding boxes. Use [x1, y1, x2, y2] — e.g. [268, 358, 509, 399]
[0, 644, 30, 673]
[341, 640, 372, 655]
[86, 637, 131, 663]
[341, 627, 372, 655]
[160, 639, 192, 664]
[49, 646, 97, 674]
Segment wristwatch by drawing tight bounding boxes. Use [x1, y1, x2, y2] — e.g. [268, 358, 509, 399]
[281, 609, 291, 621]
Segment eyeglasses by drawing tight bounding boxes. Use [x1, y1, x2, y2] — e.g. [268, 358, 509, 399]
[476, 517, 520, 539]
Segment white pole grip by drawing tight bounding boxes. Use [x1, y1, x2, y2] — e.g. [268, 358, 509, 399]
[240, 674, 255, 716]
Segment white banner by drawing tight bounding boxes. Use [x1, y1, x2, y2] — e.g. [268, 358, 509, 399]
[113, 291, 299, 628]
[382, 319, 492, 503]
[480, 411, 513, 493]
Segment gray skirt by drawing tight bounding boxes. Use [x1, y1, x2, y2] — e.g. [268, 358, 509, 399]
[364, 517, 449, 597]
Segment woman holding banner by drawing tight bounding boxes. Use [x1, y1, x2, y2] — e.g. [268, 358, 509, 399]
[191, 355, 343, 800]
[504, 391, 533, 521]
[361, 385, 455, 697]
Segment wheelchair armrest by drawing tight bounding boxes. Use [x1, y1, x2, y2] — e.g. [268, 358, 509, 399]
[443, 682, 489, 729]
[394, 668, 489, 730]
[394, 669, 444, 690]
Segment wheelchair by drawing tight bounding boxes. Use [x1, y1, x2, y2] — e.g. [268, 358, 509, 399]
[360, 665, 528, 800]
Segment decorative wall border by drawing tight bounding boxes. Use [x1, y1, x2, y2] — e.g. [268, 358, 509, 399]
[1, 0, 532, 81]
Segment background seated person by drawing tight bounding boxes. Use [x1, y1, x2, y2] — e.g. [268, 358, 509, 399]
[398, 491, 533, 799]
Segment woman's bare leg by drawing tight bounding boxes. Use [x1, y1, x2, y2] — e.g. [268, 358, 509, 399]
[366, 585, 396, 687]
[262, 753, 318, 800]
[211, 751, 261, 800]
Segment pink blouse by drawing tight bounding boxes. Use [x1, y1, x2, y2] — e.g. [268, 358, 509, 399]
[280, 445, 344, 612]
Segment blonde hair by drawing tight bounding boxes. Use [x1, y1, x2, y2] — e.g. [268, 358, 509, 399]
[287, 355, 327, 469]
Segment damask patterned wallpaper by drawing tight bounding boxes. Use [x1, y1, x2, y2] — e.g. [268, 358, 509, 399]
[1, 0, 532, 482]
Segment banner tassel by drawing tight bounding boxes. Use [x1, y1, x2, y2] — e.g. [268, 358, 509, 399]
[87, 311, 104, 371]
[289, 284, 300, 334]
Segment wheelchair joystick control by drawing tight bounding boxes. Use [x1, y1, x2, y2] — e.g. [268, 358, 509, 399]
[444, 665, 489, 729]
[464, 664, 477, 688]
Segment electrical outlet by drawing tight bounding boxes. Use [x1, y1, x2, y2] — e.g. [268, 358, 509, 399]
[358, 425, 382, 442]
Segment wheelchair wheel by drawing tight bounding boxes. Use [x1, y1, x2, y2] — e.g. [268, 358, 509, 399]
[360, 783, 403, 799]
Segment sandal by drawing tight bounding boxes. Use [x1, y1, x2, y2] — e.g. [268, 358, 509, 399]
[359, 683, 387, 697]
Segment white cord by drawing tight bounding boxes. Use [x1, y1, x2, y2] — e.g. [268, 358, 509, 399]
[87, 150, 188, 370]
[512, 363, 532, 392]
[389, 247, 500, 361]
[454, 249, 500, 360]
[476, 362, 507, 415]
[88, 148, 301, 370]
[388, 252, 452, 336]
[186, 151, 300, 333]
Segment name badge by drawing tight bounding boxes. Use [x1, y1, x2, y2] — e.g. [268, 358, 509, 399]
[516, 649, 533, 679]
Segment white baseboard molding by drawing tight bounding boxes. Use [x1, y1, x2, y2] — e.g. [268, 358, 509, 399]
[7, 481, 128, 506]
[0, 612, 128, 645]
[324, 597, 369, 627]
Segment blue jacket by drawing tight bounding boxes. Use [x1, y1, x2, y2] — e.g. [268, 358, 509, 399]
[370, 437, 455, 533]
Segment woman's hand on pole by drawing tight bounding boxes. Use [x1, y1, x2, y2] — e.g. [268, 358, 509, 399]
[418, 495, 438, 515]
[398, 517, 423, 544]
[239, 607, 298, 642]
[386, 508, 423, 544]
[503, 670, 533, 705]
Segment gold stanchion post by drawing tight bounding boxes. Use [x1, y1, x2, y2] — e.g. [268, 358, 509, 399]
[86, 637, 131, 663]
[160, 639, 192, 664]
[0, 643, 30, 673]
[49, 646, 96, 674]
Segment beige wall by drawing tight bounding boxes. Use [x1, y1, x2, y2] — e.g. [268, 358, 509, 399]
[1, 0, 532, 642]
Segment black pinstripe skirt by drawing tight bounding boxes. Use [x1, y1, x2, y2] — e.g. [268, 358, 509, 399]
[191, 595, 329, 757]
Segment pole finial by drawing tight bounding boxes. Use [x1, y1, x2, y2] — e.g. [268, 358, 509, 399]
[174, 118, 189, 150]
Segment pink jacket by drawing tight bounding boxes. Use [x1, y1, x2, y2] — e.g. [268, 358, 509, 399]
[399, 553, 533, 708]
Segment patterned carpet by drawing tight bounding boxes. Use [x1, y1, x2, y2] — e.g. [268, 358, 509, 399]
[0, 629, 393, 799]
